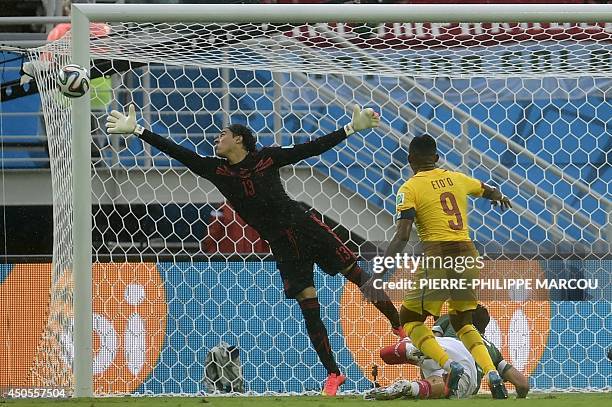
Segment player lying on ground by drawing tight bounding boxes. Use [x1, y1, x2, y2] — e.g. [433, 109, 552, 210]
[106, 104, 403, 396]
[364, 134, 512, 398]
[431, 304, 530, 398]
[367, 335, 480, 400]
[376, 304, 529, 399]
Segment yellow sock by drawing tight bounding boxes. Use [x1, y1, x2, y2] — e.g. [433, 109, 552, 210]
[457, 324, 496, 373]
[404, 321, 450, 369]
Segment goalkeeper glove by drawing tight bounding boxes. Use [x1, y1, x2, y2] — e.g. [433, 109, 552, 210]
[344, 105, 380, 136]
[106, 104, 144, 135]
[20, 59, 51, 85]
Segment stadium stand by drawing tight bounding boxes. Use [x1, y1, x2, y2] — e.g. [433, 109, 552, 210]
[2, 1, 608, 242]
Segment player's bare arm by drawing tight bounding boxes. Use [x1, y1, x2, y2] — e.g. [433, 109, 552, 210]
[481, 184, 512, 211]
[502, 366, 530, 398]
[361, 217, 412, 295]
[384, 218, 413, 267]
[360, 217, 412, 301]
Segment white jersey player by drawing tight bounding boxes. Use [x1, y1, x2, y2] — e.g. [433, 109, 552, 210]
[366, 336, 478, 400]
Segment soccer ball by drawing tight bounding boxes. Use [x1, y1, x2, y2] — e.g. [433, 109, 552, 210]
[57, 64, 90, 98]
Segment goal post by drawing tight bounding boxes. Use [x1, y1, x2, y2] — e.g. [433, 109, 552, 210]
[71, 5, 93, 398]
[20, 2, 612, 398]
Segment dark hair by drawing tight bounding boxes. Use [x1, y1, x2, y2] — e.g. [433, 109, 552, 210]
[472, 304, 491, 335]
[409, 134, 437, 156]
[228, 124, 257, 152]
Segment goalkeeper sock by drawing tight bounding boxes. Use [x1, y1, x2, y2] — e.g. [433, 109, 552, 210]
[404, 321, 450, 370]
[456, 324, 496, 374]
[299, 298, 340, 375]
[344, 264, 401, 328]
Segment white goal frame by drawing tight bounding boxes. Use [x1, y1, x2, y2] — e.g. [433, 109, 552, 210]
[69, 3, 612, 397]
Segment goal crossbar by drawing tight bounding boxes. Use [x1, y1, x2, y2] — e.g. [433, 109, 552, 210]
[76, 3, 612, 24]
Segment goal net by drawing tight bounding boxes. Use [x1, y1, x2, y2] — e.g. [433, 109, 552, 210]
[18, 4, 611, 396]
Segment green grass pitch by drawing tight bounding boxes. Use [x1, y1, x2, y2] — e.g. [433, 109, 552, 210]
[2, 393, 609, 407]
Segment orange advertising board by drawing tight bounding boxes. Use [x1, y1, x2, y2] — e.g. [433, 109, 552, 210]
[0, 263, 167, 394]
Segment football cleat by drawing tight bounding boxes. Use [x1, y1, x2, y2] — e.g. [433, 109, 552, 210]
[364, 380, 412, 400]
[444, 361, 464, 397]
[322, 372, 346, 396]
[488, 371, 508, 399]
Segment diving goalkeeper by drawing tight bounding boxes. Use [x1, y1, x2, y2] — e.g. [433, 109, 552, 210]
[106, 105, 402, 396]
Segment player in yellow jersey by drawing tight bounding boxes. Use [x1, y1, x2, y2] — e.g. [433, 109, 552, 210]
[373, 134, 511, 399]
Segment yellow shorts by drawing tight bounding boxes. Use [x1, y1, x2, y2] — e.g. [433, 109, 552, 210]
[402, 262, 479, 316]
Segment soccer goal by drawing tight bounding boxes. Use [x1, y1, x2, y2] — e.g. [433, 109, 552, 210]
[22, 3, 611, 397]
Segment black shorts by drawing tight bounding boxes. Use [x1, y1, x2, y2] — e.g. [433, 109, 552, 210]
[269, 213, 357, 298]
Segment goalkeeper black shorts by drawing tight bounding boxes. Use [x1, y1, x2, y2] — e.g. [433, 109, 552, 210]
[269, 213, 357, 298]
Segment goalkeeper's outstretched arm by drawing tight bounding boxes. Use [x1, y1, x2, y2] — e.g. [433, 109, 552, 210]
[106, 104, 220, 178]
[268, 105, 380, 167]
